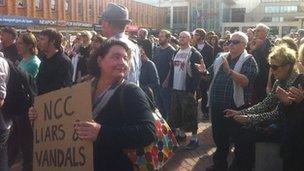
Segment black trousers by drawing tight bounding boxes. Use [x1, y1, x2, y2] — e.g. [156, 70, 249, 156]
[199, 80, 209, 114]
[0, 129, 10, 171]
[210, 103, 243, 169]
[8, 115, 33, 171]
[281, 125, 304, 171]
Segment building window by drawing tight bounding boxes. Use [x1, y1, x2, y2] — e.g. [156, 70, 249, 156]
[173, 6, 188, 30]
[165, 7, 170, 25]
[17, 0, 26, 8]
[36, 0, 42, 10]
[78, 0, 83, 16]
[272, 17, 284, 22]
[0, 0, 5, 6]
[51, 0, 56, 11]
[231, 8, 245, 22]
[65, 0, 70, 12]
[89, 0, 94, 16]
[222, 8, 230, 22]
[265, 6, 298, 13]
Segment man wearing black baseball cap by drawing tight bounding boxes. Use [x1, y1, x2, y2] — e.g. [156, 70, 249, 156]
[0, 26, 21, 65]
[99, 3, 141, 85]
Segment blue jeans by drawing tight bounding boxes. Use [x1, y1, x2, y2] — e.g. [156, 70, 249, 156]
[155, 86, 171, 120]
[0, 129, 10, 171]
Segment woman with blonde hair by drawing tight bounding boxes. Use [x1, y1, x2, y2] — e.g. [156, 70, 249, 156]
[267, 37, 299, 93]
[17, 32, 41, 78]
[225, 44, 304, 171]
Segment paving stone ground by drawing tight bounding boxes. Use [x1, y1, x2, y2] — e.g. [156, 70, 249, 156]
[163, 101, 234, 171]
[162, 118, 216, 171]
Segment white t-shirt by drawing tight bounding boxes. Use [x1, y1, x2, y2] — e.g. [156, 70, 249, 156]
[173, 47, 191, 90]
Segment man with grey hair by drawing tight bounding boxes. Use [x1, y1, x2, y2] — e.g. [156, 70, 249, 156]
[250, 23, 273, 104]
[137, 28, 153, 59]
[199, 31, 258, 171]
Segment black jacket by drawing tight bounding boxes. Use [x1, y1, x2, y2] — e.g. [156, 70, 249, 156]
[36, 50, 73, 95]
[251, 38, 273, 101]
[2, 43, 21, 64]
[194, 41, 214, 68]
[76, 46, 91, 79]
[279, 74, 304, 162]
[169, 47, 202, 94]
[93, 82, 157, 171]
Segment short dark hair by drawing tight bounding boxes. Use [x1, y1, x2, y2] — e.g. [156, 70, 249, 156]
[40, 28, 62, 50]
[210, 35, 219, 46]
[87, 39, 131, 78]
[1, 26, 17, 39]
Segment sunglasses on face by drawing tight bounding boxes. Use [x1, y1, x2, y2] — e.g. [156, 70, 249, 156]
[228, 39, 241, 45]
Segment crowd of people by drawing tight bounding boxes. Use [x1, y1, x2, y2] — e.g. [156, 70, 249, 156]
[0, 2, 303, 171]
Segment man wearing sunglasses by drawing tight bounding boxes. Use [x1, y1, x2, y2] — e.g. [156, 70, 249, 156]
[199, 31, 258, 171]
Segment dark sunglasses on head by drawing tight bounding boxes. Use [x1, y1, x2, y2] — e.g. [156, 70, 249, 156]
[228, 39, 241, 45]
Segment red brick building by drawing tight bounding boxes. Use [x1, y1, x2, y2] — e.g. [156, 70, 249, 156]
[0, 0, 165, 32]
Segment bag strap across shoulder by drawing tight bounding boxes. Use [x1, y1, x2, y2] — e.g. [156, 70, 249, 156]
[119, 83, 157, 114]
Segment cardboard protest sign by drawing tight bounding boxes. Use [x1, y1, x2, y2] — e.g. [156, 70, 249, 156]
[33, 81, 93, 171]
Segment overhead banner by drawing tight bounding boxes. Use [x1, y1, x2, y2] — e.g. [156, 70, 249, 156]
[0, 15, 35, 25]
[33, 81, 93, 171]
[0, 15, 94, 28]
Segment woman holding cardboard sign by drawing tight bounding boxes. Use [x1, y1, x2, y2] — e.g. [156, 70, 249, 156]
[73, 39, 157, 171]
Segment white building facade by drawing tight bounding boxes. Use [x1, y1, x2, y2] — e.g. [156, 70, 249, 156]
[222, 0, 304, 37]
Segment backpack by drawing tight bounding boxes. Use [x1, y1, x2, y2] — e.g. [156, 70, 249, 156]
[1, 59, 37, 117]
